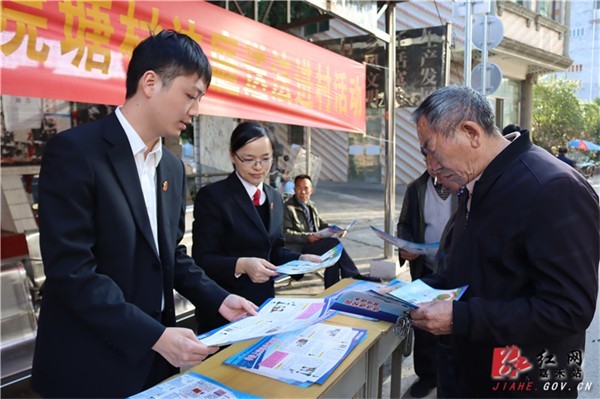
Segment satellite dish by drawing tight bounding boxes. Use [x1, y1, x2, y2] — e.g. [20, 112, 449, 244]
[471, 62, 502, 96]
[472, 15, 504, 50]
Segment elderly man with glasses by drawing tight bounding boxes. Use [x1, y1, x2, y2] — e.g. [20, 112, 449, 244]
[409, 86, 599, 398]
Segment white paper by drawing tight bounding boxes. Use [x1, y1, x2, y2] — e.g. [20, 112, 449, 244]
[198, 297, 334, 346]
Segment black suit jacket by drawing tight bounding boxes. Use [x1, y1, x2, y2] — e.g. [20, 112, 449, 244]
[32, 113, 229, 398]
[192, 173, 299, 331]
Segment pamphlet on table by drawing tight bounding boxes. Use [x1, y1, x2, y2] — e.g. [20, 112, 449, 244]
[198, 297, 335, 346]
[224, 322, 367, 387]
[316, 220, 357, 238]
[128, 372, 262, 399]
[276, 243, 343, 275]
[370, 225, 439, 256]
[330, 279, 468, 323]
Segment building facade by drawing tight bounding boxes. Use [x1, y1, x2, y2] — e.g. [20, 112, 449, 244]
[554, 0, 600, 101]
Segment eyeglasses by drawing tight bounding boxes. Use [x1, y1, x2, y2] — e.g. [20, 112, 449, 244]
[234, 152, 273, 167]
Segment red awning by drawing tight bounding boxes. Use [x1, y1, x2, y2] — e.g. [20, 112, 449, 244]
[1, 1, 365, 133]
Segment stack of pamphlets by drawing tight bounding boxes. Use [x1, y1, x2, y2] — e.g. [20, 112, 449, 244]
[198, 297, 335, 346]
[224, 322, 367, 387]
[128, 372, 261, 399]
[330, 279, 468, 323]
[370, 225, 439, 256]
[276, 243, 343, 275]
[315, 220, 357, 238]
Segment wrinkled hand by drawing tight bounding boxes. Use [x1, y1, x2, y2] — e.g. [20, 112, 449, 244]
[152, 327, 218, 368]
[219, 294, 258, 322]
[236, 257, 278, 283]
[307, 233, 321, 243]
[299, 253, 322, 263]
[400, 249, 419, 261]
[410, 300, 453, 335]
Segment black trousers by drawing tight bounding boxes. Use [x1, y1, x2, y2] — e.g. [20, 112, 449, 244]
[412, 267, 438, 383]
[301, 237, 359, 288]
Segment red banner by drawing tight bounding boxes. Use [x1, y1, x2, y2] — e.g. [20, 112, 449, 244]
[1, 1, 365, 133]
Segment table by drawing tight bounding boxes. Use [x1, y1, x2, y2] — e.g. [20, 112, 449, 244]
[188, 278, 408, 398]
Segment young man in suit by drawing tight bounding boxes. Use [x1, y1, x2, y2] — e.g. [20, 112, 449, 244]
[32, 30, 257, 398]
[283, 174, 381, 288]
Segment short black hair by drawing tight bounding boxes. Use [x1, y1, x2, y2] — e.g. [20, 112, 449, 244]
[229, 121, 275, 154]
[502, 124, 520, 136]
[558, 147, 568, 154]
[126, 29, 212, 99]
[294, 175, 312, 185]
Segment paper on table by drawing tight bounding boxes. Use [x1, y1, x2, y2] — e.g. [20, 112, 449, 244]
[127, 372, 262, 399]
[224, 323, 367, 387]
[197, 297, 335, 346]
[276, 243, 343, 275]
[370, 225, 439, 256]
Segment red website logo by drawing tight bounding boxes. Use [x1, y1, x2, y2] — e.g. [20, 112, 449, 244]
[491, 345, 533, 379]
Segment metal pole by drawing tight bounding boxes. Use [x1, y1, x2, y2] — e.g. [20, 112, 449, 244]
[193, 117, 202, 192]
[306, 126, 312, 176]
[481, 12, 488, 95]
[384, 3, 396, 260]
[464, 0, 473, 87]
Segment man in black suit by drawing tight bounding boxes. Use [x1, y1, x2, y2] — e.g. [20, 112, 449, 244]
[32, 30, 257, 398]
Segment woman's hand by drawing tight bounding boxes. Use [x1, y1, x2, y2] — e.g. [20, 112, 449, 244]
[235, 257, 278, 283]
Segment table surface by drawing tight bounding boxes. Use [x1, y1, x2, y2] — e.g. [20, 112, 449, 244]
[188, 279, 397, 398]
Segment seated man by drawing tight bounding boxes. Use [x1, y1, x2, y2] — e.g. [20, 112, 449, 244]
[283, 175, 381, 288]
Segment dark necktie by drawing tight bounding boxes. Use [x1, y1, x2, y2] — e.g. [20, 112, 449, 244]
[253, 189, 261, 206]
[454, 186, 470, 233]
[302, 204, 315, 232]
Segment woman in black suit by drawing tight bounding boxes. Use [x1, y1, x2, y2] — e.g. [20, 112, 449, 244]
[192, 122, 319, 333]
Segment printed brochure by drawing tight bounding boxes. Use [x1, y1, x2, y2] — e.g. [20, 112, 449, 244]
[276, 243, 343, 275]
[128, 372, 262, 399]
[370, 225, 439, 256]
[224, 323, 367, 387]
[316, 220, 357, 238]
[197, 297, 335, 346]
[330, 279, 468, 323]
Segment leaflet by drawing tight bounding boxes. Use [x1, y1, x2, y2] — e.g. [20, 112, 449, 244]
[276, 243, 343, 275]
[198, 297, 335, 346]
[370, 225, 439, 256]
[330, 279, 468, 323]
[128, 372, 262, 399]
[224, 323, 367, 387]
[316, 219, 357, 238]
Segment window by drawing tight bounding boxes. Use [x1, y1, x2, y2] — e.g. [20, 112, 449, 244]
[568, 64, 583, 73]
[289, 125, 304, 146]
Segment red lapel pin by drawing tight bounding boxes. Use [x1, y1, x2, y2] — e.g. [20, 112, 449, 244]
[162, 180, 168, 192]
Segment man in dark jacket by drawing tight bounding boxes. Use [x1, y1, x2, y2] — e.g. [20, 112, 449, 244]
[397, 168, 456, 397]
[283, 175, 380, 288]
[410, 86, 599, 398]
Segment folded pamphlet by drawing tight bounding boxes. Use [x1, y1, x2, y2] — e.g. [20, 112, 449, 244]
[276, 243, 343, 275]
[316, 220, 357, 238]
[330, 279, 468, 323]
[370, 225, 439, 256]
